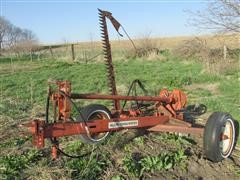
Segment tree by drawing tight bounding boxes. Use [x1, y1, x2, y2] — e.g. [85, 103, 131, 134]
[8, 26, 22, 47]
[14, 29, 38, 52]
[0, 16, 12, 50]
[188, 0, 240, 33]
[0, 16, 38, 57]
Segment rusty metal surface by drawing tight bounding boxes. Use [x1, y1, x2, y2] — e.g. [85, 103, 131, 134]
[26, 115, 203, 150]
[46, 116, 169, 137]
[169, 117, 192, 127]
[148, 124, 204, 135]
[57, 81, 71, 121]
[28, 115, 170, 142]
[159, 89, 187, 111]
[51, 145, 58, 159]
[47, 80, 72, 122]
[30, 120, 45, 148]
[98, 9, 120, 110]
[70, 93, 172, 103]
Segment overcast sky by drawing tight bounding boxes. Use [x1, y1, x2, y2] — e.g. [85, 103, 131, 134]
[2, 0, 209, 44]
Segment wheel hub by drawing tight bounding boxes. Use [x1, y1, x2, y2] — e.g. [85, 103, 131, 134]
[220, 120, 234, 156]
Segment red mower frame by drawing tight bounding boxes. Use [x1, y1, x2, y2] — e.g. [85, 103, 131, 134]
[23, 9, 238, 162]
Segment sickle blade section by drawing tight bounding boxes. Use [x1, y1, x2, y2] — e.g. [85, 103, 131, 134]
[98, 9, 120, 110]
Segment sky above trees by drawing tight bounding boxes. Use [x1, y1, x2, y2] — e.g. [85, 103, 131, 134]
[2, 1, 209, 44]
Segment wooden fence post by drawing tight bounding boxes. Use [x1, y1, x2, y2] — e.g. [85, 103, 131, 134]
[30, 50, 33, 62]
[223, 45, 227, 60]
[49, 46, 53, 58]
[71, 44, 75, 61]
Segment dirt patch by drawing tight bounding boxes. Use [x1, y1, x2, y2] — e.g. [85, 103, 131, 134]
[102, 130, 239, 179]
[152, 137, 239, 179]
[184, 82, 220, 95]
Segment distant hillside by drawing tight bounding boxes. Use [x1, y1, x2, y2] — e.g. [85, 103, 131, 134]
[39, 33, 240, 51]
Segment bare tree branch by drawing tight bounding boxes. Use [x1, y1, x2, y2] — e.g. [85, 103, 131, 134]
[187, 0, 240, 34]
[0, 16, 38, 55]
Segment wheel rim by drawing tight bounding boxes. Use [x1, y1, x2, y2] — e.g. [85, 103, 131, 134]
[220, 119, 235, 158]
[86, 110, 110, 142]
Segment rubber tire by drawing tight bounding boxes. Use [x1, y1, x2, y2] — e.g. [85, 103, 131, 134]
[77, 104, 112, 144]
[204, 112, 236, 162]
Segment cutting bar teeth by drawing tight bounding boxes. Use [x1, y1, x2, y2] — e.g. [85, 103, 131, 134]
[98, 9, 120, 110]
[102, 45, 108, 48]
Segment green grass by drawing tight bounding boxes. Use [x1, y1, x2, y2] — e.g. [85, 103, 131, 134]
[0, 54, 239, 179]
[65, 151, 111, 179]
[121, 133, 189, 178]
[0, 58, 212, 107]
[123, 150, 187, 178]
[1, 57, 239, 119]
[0, 149, 41, 178]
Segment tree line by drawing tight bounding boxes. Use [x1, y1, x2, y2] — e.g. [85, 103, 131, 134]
[0, 16, 38, 56]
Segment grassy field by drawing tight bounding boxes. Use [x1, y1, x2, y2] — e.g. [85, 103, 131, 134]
[26, 34, 240, 63]
[0, 50, 239, 179]
[42, 33, 240, 50]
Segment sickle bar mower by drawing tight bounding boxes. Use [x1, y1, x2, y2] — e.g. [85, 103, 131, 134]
[23, 9, 238, 162]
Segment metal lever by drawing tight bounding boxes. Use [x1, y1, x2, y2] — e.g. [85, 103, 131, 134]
[98, 9, 123, 37]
